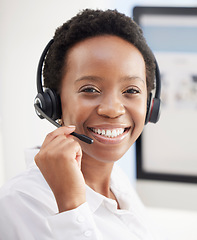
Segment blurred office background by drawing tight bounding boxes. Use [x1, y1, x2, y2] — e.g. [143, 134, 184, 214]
[1, 0, 197, 239]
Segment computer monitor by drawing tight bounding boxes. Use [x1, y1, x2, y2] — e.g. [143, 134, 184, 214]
[133, 6, 197, 184]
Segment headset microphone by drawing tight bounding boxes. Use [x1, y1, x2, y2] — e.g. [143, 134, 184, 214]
[34, 40, 93, 145]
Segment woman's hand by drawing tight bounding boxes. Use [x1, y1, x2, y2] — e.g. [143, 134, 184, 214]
[35, 126, 86, 213]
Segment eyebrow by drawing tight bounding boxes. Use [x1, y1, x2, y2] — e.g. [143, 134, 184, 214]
[75, 75, 102, 83]
[120, 75, 145, 84]
[75, 75, 145, 84]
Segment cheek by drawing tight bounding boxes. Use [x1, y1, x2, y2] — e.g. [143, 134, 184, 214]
[61, 93, 78, 124]
[129, 96, 147, 131]
[130, 96, 147, 117]
[138, 99, 147, 122]
[61, 95, 95, 126]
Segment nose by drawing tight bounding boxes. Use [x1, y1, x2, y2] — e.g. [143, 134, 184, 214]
[97, 93, 125, 118]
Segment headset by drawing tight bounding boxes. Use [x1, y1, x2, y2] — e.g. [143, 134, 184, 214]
[34, 39, 161, 142]
[34, 40, 61, 121]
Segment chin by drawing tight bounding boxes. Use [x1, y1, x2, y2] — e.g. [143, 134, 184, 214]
[82, 143, 131, 164]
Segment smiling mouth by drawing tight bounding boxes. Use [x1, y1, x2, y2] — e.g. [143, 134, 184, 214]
[88, 127, 130, 138]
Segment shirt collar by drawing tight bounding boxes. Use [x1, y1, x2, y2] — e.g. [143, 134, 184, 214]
[85, 184, 104, 213]
[110, 164, 136, 211]
[85, 164, 131, 213]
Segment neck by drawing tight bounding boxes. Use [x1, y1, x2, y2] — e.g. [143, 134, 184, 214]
[81, 153, 114, 198]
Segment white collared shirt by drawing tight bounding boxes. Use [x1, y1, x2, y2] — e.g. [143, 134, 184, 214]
[0, 148, 165, 240]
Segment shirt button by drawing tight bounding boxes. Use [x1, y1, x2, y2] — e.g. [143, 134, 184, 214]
[77, 215, 85, 223]
[84, 230, 92, 237]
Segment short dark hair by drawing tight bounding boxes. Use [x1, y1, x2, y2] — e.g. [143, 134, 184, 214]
[43, 9, 155, 95]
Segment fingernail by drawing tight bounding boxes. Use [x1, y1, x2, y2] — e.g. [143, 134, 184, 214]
[68, 125, 76, 128]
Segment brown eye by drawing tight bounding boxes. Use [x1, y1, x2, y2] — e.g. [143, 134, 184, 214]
[123, 88, 140, 94]
[83, 87, 99, 93]
[80, 86, 100, 94]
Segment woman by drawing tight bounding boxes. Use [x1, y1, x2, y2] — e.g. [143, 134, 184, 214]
[0, 9, 164, 240]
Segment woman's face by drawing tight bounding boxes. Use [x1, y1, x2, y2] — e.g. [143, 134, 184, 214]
[60, 35, 147, 163]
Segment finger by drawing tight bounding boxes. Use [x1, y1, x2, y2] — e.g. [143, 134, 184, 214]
[35, 136, 75, 167]
[41, 136, 81, 163]
[42, 125, 76, 148]
[57, 139, 82, 163]
[42, 134, 74, 152]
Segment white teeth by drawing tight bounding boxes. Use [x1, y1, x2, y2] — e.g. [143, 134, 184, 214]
[112, 129, 117, 137]
[98, 129, 102, 134]
[106, 130, 112, 137]
[118, 129, 124, 135]
[91, 128, 125, 138]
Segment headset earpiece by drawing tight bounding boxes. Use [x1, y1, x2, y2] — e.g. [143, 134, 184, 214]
[35, 88, 61, 120]
[145, 60, 161, 124]
[145, 93, 161, 124]
[149, 97, 161, 123]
